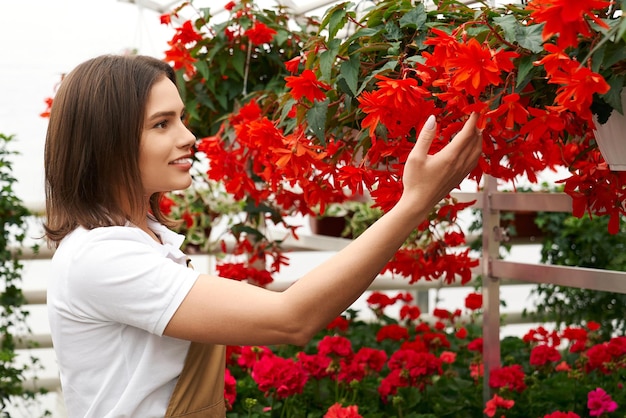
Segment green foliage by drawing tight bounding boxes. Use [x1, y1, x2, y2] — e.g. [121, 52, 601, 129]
[0, 133, 47, 416]
[531, 211, 626, 338]
[177, 1, 310, 138]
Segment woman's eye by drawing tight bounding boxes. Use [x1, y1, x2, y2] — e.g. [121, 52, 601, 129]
[154, 120, 168, 129]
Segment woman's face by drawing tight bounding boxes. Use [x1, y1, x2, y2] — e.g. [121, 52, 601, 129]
[139, 76, 196, 196]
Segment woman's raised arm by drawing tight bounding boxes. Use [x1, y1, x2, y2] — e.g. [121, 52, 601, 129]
[164, 113, 482, 346]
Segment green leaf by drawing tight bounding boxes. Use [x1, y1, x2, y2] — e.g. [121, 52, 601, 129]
[319, 2, 352, 40]
[399, 4, 427, 30]
[194, 60, 210, 81]
[319, 38, 341, 80]
[516, 23, 544, 54]
[516, 55, 536, 88]
[306, 99, 329, 144]
[493, 15, 517, 45]
[231, 48, 246, 78]
[602, 74, 625, 114]
[620, 15, 626, 43]
[384, 20, 402, 41]
[339, 55, 359, 96]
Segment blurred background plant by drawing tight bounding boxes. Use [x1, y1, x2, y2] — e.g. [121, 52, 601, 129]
[0, 133, 48, 417]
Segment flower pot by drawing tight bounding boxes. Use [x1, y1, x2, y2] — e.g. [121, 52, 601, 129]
[593, 91, 626, 171]
[501, 211, 543, 241]
[309, 215, 351, 238]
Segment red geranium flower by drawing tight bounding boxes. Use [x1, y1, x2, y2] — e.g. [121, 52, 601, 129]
[530, 344, 562, 366]
[251, 355, 308, 399]
[484, 394, 515, 418]
[489, 364, 527, 392]
[324, 403, 362, 418]
[464, 292, 483, 310]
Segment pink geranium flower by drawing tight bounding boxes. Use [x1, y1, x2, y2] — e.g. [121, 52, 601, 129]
[587, 388, 618, 417]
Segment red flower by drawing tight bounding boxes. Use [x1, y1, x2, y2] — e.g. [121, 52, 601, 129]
[587, 321, 601, 331]
[297, 352, 332, 379]
[379, 349, 443, 399]
[40, 97, 54, 118]
[399, 305, 421, 321]
[421, 331, 451, 350]
[324, 403, 362, 418]
[284, 56, 301, 73]
[468, 337, 483, 353]
[367, 292, 397, 310]
[585, 343, 613, 373]
[555, 361, 572, 372]
[159, 13, 171, 25]
[326, 315, 350, 331]
[548, 62, 610, 117]
[378, 369, 406, 401]
[237, 345, 273, 370]
[489, 364, 527, 393]
[440, 351, 456, 364]
[224, 1, 236, 11]
[388, 349, 443, 375]
[455, 327, 468, 339]
[543, 412, 580, 418]
[285, 69, 330, 102]
[376, 324, 409, 342]
[353, 347, 387, 373]
[317, 335, 353, 358]
[530, 345, 562, 366]
[244, 22, 277, 45]
[470, 362, 484, 380]
[433, 308, 452, 320]
[159, 195, 175, 215]
[223, 368, 237, 410]
[607, 336, 626, 358]
[251, 355, 308, 399]
[445, 38, 517, 96]
[464, 292, 483, 310]
[181, 211, 193, 228]
[163, 43, 197, 78]
[358, 75, 430, 139]
[485, 93, 529, 130]
[484, 394, 515, 418]
[170, 20, 203, 45]
[528, 0, 611, 49]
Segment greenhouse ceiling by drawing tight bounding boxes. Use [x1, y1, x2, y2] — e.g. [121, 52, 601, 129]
[118, 0, 348, 16]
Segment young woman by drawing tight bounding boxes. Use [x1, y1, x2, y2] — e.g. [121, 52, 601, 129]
[44, 54, 482, 418]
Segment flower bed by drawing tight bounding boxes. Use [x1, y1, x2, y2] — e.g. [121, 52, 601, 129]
[223, 291, 626, 417]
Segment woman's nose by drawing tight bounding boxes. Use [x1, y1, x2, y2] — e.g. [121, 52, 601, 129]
[179, 124, 196, 149]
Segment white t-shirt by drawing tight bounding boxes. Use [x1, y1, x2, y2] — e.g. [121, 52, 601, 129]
[47, 218, 200, 418]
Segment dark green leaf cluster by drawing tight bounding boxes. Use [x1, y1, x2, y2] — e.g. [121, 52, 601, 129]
[0, 133, 47, 416]
[533, 211, 626, 339]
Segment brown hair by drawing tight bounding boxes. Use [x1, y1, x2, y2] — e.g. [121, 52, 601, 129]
[44, 54, 178, 246]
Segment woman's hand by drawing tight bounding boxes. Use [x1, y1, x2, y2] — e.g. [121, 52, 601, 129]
[398, 113, 482, 221]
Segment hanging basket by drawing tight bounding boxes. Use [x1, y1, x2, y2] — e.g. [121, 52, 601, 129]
[593, 91, 626, 171]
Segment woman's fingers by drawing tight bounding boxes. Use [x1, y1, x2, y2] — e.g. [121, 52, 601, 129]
[401, 113, 482, 208]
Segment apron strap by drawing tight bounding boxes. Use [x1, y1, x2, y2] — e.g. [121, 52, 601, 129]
[165, 342, 226, 418]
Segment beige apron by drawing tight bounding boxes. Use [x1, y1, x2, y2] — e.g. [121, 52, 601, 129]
[164, 342, 227, 417]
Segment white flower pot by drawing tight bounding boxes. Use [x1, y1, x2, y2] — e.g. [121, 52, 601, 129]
[593, 91, 626, 171]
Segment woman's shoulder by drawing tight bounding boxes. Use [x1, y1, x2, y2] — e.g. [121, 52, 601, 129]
[62, 224, 149, 247]
[55, 225, 158, 264]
